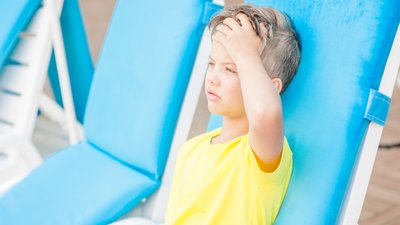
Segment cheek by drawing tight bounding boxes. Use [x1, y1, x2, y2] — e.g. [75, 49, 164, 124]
[225, 78, 244, 102]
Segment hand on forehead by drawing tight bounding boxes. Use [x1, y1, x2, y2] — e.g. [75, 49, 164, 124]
[214, 13, 268, 37]
[211, 13, 269, 62]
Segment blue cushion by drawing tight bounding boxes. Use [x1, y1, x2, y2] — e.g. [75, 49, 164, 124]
[237, 1, 399, 224]
[0, 142, 159, 225]
[83, 0, 209, 179]
[0, 0, 41, 69]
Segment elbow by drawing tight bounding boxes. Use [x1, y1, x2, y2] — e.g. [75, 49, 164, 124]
[248, 103, 282, 130]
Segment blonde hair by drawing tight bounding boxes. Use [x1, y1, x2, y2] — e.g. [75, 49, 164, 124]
[208, 4, 301, 94]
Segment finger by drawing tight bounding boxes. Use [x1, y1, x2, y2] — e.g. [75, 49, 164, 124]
[260, 22, 268, 35]
[260, 22, 272, 38]
[211, 31, 226, 43]
[260, 23, 267, 31]
[235, 13, 253, 31]
[215, 24, 232, 36]
[222, 17, 241, 30]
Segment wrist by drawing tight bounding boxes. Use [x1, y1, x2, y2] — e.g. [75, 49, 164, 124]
[236, 53, 263, 69]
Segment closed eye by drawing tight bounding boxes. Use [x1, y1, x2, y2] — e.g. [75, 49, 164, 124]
[226, 68, 237, 74]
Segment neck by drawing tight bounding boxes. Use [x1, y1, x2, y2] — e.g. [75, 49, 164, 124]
[218, 115, 249, 142]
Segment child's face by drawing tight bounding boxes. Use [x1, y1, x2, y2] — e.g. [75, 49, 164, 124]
[205, 41, 246, 118]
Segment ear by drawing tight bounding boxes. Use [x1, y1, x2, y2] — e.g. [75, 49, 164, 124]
[271, 78, 283, 94]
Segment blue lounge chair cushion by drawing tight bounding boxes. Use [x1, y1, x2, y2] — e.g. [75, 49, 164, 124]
[83, 0, 209, 179]
[0, 142, 159, 225]
[0, 0, 41, 69]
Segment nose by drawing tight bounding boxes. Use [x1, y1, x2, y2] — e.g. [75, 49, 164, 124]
[206, 64, 221, 86]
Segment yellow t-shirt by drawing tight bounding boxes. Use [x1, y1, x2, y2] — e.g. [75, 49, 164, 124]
[165, 127, 293, 225]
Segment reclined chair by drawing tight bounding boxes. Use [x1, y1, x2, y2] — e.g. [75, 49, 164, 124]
[114, 0, 400, 224]
[0, 0, 219, 224]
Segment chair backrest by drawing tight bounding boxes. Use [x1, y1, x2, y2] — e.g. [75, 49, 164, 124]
[83, 0, 211, 180]
[208, 0, 400, 224]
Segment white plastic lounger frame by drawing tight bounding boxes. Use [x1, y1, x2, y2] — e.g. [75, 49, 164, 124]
[0, 3, 53, 191]
[0, 136, 39, 194]
[0, 0, 80, 194]
[43, 0, 80, 144]
[0, 5, 52, 138]
[338, 24, 400, 225]
[39, 93, 84, 141]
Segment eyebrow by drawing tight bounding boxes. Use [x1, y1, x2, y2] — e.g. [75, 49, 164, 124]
[208, 56, 236, 65]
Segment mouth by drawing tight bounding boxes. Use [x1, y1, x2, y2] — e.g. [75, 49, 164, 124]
[207, 90, 221, 100]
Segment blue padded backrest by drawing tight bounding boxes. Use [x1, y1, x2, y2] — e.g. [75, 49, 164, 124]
[84, 0, 209, 180]
[0, 0, 41, 69]
[209, 0, 399, 224]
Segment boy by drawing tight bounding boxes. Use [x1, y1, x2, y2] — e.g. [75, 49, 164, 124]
[165, 4, 301, 225]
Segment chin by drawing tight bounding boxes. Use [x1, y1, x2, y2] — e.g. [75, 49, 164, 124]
[208, 103, 245, 119]
[207, 103, 224, 115]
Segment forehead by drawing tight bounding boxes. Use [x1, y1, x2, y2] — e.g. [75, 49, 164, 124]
[209, 41, 235, 64]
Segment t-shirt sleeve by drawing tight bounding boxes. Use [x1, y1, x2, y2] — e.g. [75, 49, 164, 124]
[241, 134, 293, 186]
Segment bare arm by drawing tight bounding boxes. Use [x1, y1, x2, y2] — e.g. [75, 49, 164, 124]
[236, 53, 284, 173]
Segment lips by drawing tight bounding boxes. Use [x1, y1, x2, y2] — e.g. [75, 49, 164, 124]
[207, 89, 221, 100]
